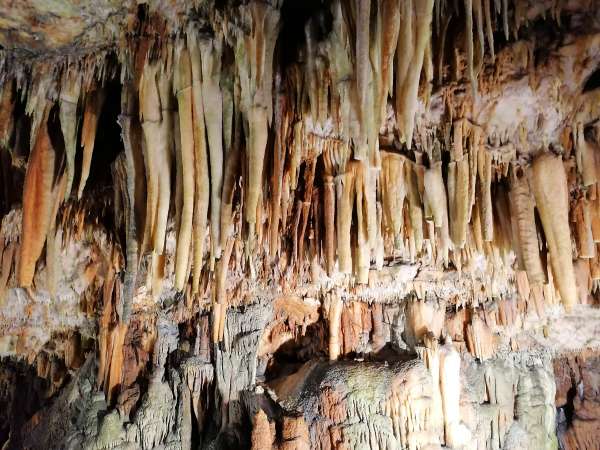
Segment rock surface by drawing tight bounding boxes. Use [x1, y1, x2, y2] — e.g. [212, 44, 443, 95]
[2, 1, 600, 449]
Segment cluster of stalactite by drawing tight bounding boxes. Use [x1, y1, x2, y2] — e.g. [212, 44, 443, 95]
[0, 0, 597, 367]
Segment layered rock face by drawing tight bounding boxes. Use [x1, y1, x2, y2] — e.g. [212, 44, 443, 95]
[2, 0, 600, 449]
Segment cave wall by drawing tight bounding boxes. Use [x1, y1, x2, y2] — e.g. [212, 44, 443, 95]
[1, 1, 600, 449]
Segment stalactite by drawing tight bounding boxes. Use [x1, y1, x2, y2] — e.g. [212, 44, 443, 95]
[483, 0, 495, 60]
[464, 0, 477, 95]
[187, 27, 211, 295]
[199, 36, 224, 264]
[574, 196, 595, 259]
[0, 241, 14, 305]
[478, 147, 493, 242]
[26, 75, 52, 151]
[448, 157, 470, 248]
[355, 0, 371, 160]
[46, 172, 66, 297]
[502, 0, 509, 39]
[18, 103, 56, 287]
[153, 66, 174, 256]
[212, 235, 235, 342]
[531, 152, 577, 311]
[139, 61, 161, 254]
[575, 122, 598, 187]
[378, 0, 401, 125]
[473, 0, 485, 66]
[337, 162, 355, 274]
[236, 1, 280, 261]
[297, 158, 316, 270]
[466, 314, 497, 359]
[406, 161, 424, 254]
[395, 0, 414, 139]
[396, 0, 434, 148]
[3, 4, 600, 449]
[354, 161, 371, 283]
[424, 160, 450, 264]
[174, 44, 195, 291]
[381, 152, 407, 246]
[118, 82, 145, 323]
[58, 71, 81, 200]
[323, 145, 337, 276]
[139, 60, 173, 256]
[269, 78, 286, 260]
[510, 164, 546, 286]
[151, 251, 166, 300]
[0, 81, 14, 148]
[219, 107, 241, 259]
[78, 88, 105, 199]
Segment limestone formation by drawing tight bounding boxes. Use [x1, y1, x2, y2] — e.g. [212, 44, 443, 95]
[1, 1, 600, 449]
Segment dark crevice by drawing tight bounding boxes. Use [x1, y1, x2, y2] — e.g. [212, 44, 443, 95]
[583, 67, 600, 93]
[83, 79, 122, 191]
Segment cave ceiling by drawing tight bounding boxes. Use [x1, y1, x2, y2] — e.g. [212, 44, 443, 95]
[1, 1, 600, 449]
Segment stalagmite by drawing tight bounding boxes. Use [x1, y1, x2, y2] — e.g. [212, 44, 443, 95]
[18, 103, 56, 287]
[531, 153, 577, 310]
[174, 45, 195, 291]
[422, 333, 444, 435]
[78, 88, 105, 199]
[250, 409, 275, 450]
[59, 71, 81, 200]
[440, 337, 470, 447]
[328, 294, 343, 360]
[280, 416, 310, 450]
